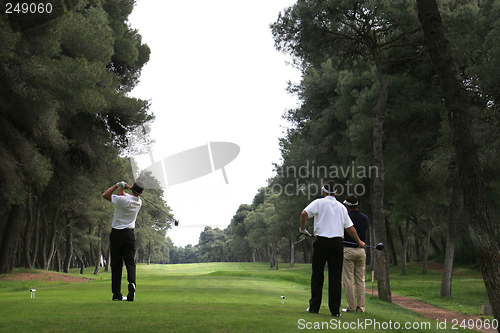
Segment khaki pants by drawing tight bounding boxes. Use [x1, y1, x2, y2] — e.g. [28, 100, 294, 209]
[342, 247, 366, 312]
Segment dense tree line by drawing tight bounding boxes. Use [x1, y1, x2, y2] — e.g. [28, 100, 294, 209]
[416, 0, 500, 319]
[0, 0, 174, 275]
[189, 0, 500, 318]
[2, 0, 499, 319]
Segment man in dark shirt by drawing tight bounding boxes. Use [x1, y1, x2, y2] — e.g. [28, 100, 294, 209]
[342, 194, 369, 313]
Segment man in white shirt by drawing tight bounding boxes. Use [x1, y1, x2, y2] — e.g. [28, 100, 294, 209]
[300, 180, 365, 316]
[102, 180, 144, 301]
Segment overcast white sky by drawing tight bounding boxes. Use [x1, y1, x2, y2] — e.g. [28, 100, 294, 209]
[128, 0, 301, 247]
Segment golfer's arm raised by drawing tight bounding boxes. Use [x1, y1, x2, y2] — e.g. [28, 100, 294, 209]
[346, 226, 365, 248]
[102, 183, 130, 202]
[102, 185, 117, 202]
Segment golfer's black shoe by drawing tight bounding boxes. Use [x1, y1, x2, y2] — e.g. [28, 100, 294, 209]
[127, 283, 136, 301]
[306, 308, 319, 314]
[113, 295, 127, 301]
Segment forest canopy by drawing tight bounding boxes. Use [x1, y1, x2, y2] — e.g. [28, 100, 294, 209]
[0, 0, 174, 274]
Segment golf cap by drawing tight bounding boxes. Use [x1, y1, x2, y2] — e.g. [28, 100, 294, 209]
[132, 181, 145, 194]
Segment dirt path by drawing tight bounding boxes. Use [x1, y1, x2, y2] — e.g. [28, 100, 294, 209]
[0, 271, 93, 283]
[366, 289, 496, 333]
[364, 261, 497, 333]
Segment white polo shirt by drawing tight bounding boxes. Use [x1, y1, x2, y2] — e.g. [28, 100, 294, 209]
[111, 193, 142, 229]
[303, 196, 353, 238]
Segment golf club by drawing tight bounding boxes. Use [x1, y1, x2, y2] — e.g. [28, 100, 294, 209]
[297, 233, 384, 251]
[131, 188, 179, 226]
[343, 240, 384, 251]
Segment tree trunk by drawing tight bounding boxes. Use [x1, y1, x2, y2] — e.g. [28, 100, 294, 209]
[417, 0, 500, 322]
[54, 248, 60, 272]
[147, 240, 152, 265]
[94, 225, 102, 275]
[89, 243, 95, 268]
[371, 45, 391, 303]
[269, 244, 274, 268]
[423, 219, 431, 274]
[40, 209, 49, 270]
[441, 175, 460, 297]
[385, 219, 397, 266]
[273, 242, 278, 270]
[400, 218, 410, 276]
[30, 201, 41, 269]
[268, 243, 278, 270]
[24, 191, 34, 269]
[45, 207, 59, 270]
[414, 231, 420, 258]
[289, 238, 295, 268]
[75, 252, 84, 275]
[63, 219, 73, 273]
[429, 236, 441, 255]
[369, 220, 375, 269]
[0, 204, 26, 274]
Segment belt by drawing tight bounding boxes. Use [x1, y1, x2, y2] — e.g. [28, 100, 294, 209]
[316, 236, 342, 240]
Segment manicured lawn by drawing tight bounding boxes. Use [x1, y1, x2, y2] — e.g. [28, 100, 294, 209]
[0, 262, 486, 332]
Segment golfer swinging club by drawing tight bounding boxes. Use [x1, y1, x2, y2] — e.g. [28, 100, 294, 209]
[300, 180, 365, 316]
[102, 180, 145, 301]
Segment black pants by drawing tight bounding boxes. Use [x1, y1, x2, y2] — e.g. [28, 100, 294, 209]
[110, 228, 136, 299]
[309, 236, 343, 315]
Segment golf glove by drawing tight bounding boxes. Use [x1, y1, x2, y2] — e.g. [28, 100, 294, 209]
[299, 228, 312, 237]
[116, 181, 127, 188]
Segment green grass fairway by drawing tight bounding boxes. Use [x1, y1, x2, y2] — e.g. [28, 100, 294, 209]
[0, 262, 483, 332]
